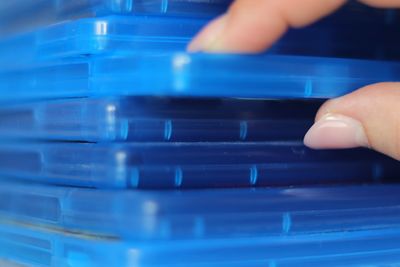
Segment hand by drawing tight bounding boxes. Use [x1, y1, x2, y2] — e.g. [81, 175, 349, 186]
[188, 0, 400, 160]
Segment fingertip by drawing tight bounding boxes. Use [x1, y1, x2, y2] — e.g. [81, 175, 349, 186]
[189, 0, 345, 53]
[187, 14, 228, 53]
[303, 114, 369, 150]
[306, 83, 400, 160]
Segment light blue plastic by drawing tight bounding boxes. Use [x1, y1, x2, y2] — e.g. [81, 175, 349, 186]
[1, 181, 400, 242]
[0, 0, 230, 21]
[0, 97, 320, 142]
[1, 54, 400, 100]
[0, 0, 230, 36]
[55, 0, 232, 17]
[0, 141, 398, 189]
[2, 220, 400, 267]
[91, 53, 400, 99]
[0, 16, 207, 64]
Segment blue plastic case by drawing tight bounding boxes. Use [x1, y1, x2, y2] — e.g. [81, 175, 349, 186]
[0, 97, 320, 142]
[0, 141, 398, 189]
[0, 0, 398, 39]
[2, 12, 400, 64]
[1, 181, 400, 242]
[2, 1, 400, 60]
[0, 0, 230, 37]
[2, 221, 400, 267]
[0, 16, 207, 65]
[91, 54, 400, 99]
[1, 54, 400, 100]
[55, 0, 231, 18]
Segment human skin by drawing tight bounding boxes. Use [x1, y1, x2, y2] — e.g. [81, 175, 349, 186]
[188, 0, 400, 160]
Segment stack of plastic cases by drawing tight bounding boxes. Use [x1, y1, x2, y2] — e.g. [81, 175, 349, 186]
[0, 3, 400, 99]
[1, 1, 400, 267]
[2, 182, 400, 266]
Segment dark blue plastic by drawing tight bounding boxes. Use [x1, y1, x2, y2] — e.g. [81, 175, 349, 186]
[272, 4, 400, 60]
[0, 97, 320, 142]
[0, 141, 398, 188]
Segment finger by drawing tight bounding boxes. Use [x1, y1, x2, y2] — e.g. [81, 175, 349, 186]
[188, 0, 346, 53]
[304, 83, 400, 160]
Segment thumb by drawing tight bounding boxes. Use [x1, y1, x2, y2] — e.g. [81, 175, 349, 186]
[304, 82, 400, 160]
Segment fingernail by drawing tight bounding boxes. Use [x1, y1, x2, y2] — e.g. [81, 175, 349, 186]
[188, 14, 228, 52]
[304, 113, 369, 149]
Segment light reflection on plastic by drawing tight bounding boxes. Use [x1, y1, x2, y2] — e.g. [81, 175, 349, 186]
[282, 188, 328, 199]
[115, 151, 127, 184]
[116, 151, 127, 164]
[142, 201, 160, 236]
[106, 104, 116, 125]
[127, 248, 141, 267]
[172, 54, 191, 91]
[95, 21, 108, 35]
[143, 201, 158, 215]
[172, 54, 191, 70]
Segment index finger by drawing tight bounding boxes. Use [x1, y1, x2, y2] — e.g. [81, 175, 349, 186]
[188, 0, 400, 53]
[188, 0, 346, 53]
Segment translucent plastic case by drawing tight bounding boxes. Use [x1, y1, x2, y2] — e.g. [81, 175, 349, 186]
[2, 12, 400, 63]
[1, 54, 400, 100]
[0, 141, 398, 189]
[2, 220, 400, 267]
[1, 181, 400, 241]
[0, 0, 230, 36]
[0, 16, 207, 64]
[0, 97, 320, 142]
